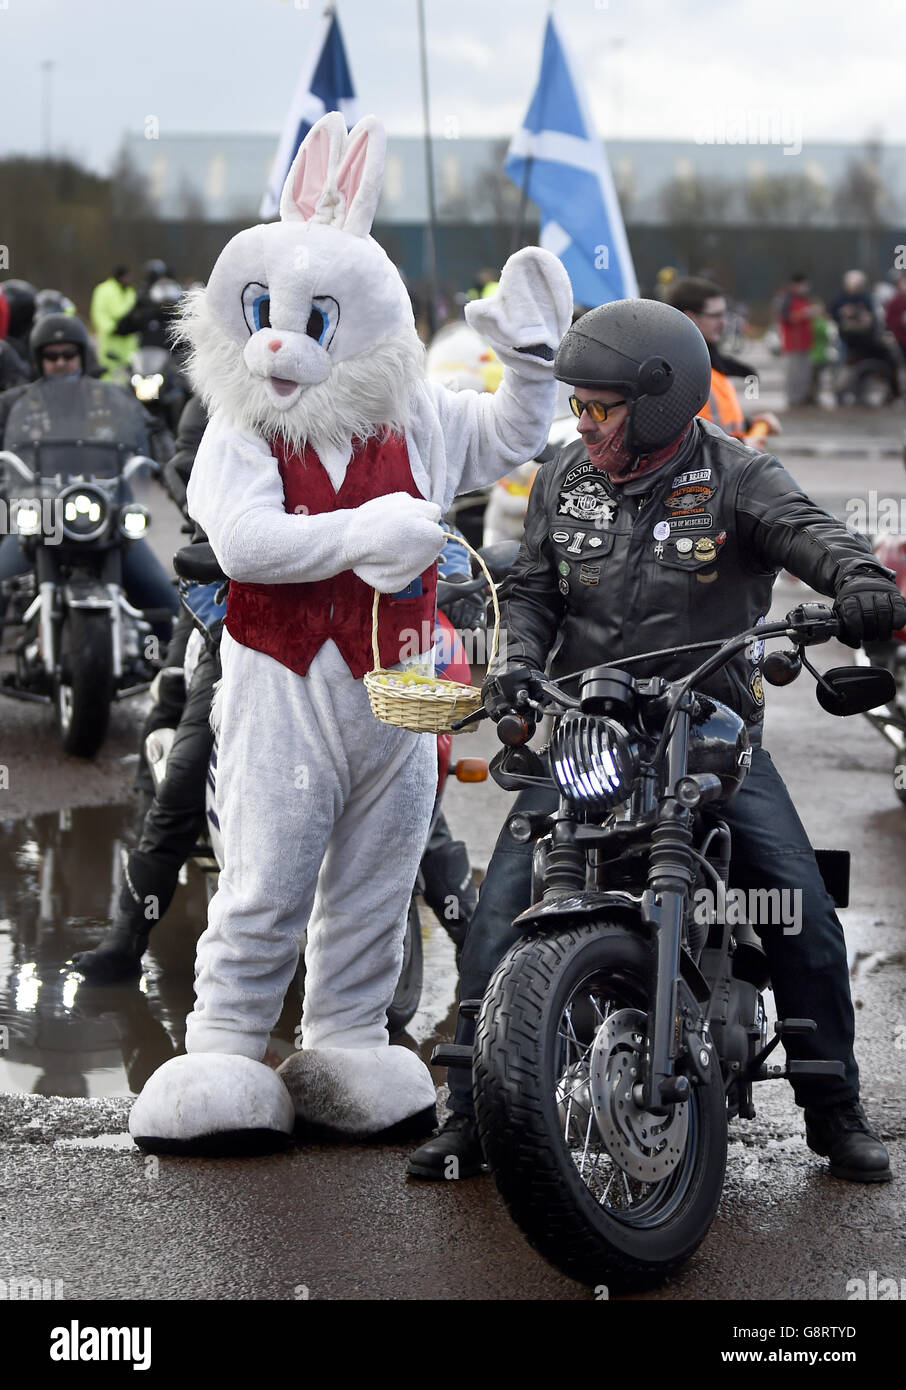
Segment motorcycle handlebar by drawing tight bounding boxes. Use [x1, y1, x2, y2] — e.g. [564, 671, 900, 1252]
[0, 450, 36, 486]
[449, 604, 843, 736]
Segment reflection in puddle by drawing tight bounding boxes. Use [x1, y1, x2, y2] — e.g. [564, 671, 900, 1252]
[0, 805, 463, 1099]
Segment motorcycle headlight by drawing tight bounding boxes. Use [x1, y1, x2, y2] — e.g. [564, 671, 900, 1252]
[119, 504, 150, 539]
[59, 484, 108, 542]
[131, 372, 164, 402]
[550, 712, 639, 815]
[14, 503, 41, 536]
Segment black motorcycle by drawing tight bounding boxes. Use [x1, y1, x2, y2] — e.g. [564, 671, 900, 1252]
[129, 346, 189, 435]
[435, 604, 893, 1291]
[0, 443, 171, 757]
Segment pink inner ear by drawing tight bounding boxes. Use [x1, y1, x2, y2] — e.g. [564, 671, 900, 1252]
[290, 126, 335, 220]
[336, 130, 370, 214]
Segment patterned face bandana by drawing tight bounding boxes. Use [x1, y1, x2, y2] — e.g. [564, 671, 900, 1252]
[587, 419, 693, 485]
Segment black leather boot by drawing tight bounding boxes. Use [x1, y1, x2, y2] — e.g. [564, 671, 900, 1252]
[406, 1113, 485, 1180]
[804, 1099, 891, 1182]
[73, 853, 161, 982]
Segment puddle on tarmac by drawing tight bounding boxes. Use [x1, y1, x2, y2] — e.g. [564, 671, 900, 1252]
[0, 804, 462, 1099]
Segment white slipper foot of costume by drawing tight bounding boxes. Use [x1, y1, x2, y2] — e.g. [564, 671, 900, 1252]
[129, 1053, 295, 1156]
[277, 1046, 437, 1139]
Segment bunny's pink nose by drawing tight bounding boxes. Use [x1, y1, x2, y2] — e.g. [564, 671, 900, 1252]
[268, 339, 282, 352]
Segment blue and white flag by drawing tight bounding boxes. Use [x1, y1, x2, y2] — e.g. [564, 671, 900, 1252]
[505, 14, 638, 307]
[260, 10, 360, 220]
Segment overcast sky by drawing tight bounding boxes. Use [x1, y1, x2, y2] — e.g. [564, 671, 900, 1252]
[1, 0, 900, 172]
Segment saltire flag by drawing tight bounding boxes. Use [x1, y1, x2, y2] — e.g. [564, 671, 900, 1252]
[260, 9, 360, 219]
[505, 14, 638, 306]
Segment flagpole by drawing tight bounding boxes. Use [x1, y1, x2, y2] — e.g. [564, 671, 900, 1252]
[510, 147, 533, 255]
[510, 1, 554, 255]
[416, 0, 440, 336]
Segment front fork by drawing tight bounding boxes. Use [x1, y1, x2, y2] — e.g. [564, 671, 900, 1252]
[638, 701, 711, 1114]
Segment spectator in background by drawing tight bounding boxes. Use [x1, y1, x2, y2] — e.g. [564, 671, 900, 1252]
[830, 270, 880, 359]
[652, 265, 677, 301]
[779, 273, 821, 407]
[884, 273, 906, 356]
[667, 276, 780, 440]
[90, 265, 137, 380]
[830, 268, 901, 398]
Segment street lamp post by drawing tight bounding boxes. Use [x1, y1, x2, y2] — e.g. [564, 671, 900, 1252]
[41, 60, 55, 157]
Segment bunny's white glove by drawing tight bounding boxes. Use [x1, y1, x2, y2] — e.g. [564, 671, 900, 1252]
[465, 247, 573, 382]
[344, 492, 445, 593]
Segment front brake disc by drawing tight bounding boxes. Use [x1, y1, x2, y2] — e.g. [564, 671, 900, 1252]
[589, 1008, 689, 1182]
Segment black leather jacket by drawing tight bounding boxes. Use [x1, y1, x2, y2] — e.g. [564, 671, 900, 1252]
[492, 418, 890, 737]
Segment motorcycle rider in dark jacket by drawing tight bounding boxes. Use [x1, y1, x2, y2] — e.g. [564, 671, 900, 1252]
[409, 298, 906, 1184]
[0, 314, 178, 644]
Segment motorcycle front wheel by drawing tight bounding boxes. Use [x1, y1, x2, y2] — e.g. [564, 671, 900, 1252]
[55, 609, 114, 757]
[474, 920, 727, 1293]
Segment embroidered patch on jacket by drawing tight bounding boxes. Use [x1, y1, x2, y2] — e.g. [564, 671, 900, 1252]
[659, 512, 714, 531]
[579, 564, 601, 586]
[671, 468, 712, 488]
[557, 479, 617, 524]
[663, 484, 716, 513]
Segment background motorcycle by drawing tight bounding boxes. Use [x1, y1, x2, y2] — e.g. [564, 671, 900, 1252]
[435, 605, 891, 1290]
[129, 345, 190, 435]
[0, 444, 168, 757]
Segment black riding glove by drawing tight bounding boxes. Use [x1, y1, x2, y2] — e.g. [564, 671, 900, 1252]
[438, 574, 485, 632]
[833, 575, 906, 647]
[481, 665, 543, 720]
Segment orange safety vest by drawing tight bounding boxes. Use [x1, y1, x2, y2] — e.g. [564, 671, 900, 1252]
[699, 367, 746, 439]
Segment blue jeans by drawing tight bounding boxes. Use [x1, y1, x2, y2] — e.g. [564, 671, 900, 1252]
[448, 746, 858, 1117]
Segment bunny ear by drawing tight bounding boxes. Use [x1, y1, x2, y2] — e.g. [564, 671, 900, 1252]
[335, 116, 386, 238]
[279, 111, 348, 224]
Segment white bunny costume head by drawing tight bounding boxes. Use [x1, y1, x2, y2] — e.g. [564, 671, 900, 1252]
[179, 113, 424, 452]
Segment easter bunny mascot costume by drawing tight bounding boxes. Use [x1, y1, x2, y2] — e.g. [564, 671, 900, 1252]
[129, 113, 572, 1154]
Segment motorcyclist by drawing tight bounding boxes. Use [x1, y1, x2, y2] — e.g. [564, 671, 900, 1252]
[115, 276, 185, 355]
[409, 298, 906, 1184]
[1, 279, 38, 362]
[0, 286, 30, 392]
[0, 313, 178, 643]
[89, 265, 138, 380]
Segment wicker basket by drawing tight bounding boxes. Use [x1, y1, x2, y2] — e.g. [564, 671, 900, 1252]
[364, 530, 500, 733]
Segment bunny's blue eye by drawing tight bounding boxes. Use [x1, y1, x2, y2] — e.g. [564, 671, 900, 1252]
[241, 280, 270, 335]
[306, 295, 340, 350]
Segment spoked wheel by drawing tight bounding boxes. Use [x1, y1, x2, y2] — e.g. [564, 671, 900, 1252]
[474, 921, 727, 1292]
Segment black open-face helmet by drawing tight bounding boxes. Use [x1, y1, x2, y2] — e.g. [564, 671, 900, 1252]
[554, 298, 711, 452]
[29, 312, 90, 370]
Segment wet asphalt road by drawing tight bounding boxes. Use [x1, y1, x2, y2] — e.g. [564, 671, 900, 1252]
[0, 385, 905, 1300]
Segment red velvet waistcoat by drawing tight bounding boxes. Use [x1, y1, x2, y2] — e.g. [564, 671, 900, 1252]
[226, 433, 437, 679]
